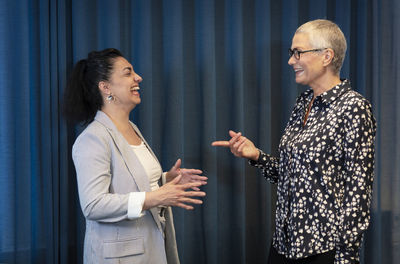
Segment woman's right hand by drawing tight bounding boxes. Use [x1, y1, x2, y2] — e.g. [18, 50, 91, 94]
[211, 130, 260, 160]
[143, 175, 206, 210]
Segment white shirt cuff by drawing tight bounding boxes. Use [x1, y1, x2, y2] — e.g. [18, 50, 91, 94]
[127, 192, 145, 220]
[162, 172, 168, 185]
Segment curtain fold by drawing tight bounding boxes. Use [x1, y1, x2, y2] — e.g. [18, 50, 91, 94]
[0, 0, 399, 263]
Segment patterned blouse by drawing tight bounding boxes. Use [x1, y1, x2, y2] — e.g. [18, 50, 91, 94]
[249, 80, 376, 263]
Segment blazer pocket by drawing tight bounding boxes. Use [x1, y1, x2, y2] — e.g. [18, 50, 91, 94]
[103, 237, 145, 258]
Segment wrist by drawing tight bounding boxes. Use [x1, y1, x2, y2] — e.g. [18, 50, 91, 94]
[143, 190, 161, 210]
[250, 149, 260, 161]
[165, 172, 174, 183]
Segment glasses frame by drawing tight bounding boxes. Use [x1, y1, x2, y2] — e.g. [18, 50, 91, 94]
[288, 48, 327, 60]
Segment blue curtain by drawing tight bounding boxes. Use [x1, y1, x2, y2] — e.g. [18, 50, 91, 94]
[0, 0, 398, 263]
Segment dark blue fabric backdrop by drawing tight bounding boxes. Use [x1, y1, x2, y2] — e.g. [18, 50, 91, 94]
[0, 0, 399, 263]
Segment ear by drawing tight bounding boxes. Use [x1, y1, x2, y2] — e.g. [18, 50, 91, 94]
[98, 81, 110, 95]
[322, 48, 335, 67]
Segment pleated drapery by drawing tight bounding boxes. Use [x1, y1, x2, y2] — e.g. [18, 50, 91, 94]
[0, 0, 399, 263]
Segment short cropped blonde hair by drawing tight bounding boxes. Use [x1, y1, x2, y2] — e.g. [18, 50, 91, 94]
[296, 19, 347, 75]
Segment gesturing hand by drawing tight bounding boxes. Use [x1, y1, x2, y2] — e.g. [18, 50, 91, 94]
[211, 130, 260, 160]
[166, 159, 208, 191]
[144, 175, 206, 210]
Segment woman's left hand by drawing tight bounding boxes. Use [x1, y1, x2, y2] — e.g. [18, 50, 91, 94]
[166, 159, 208, 191]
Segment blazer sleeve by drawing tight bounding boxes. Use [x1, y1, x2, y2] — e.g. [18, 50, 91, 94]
[72, 129, 130, 223]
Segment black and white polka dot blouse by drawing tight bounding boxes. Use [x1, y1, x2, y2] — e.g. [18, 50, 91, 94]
[250, 79, 376, 263]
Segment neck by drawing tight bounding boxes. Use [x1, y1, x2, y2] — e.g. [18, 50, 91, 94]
[101, 103, 134, 127]
[310, 73, 341, 98]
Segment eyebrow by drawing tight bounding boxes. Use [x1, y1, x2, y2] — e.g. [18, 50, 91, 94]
[122, 66, 133, 72]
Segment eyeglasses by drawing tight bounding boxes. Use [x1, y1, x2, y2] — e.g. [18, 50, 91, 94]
[288, 48, 326, 60]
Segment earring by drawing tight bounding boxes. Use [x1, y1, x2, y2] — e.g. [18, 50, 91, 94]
[106, 94, 114, 103]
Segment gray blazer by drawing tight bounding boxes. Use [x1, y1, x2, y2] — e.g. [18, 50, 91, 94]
[72, 111, 180, 264]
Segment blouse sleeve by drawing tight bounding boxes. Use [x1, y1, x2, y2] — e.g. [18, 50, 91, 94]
[335, 99, 376, 263]
[248, 150, 280, 184]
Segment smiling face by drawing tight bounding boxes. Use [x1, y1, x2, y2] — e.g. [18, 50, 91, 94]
[288, 33, 326, 87]
[106, 56, 143, 108]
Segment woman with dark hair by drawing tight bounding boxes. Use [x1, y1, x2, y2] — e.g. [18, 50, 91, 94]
[212, 20, 376, 264]
[63, 48, 207, 264]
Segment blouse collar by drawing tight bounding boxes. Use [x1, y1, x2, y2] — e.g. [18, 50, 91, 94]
[301, 79, 351, 106]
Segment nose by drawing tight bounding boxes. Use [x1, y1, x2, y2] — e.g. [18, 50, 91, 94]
[134, 73, 143, 83]
[288, 55, 296, 66]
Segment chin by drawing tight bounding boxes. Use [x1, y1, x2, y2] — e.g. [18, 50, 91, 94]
[295, 77, 308, 85]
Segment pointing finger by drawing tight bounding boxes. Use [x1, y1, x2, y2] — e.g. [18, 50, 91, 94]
[211, 141, 230, 147]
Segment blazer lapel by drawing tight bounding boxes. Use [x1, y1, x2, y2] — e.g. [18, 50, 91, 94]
[94, 111, 150, 192]
[94, 111, 163, 232]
